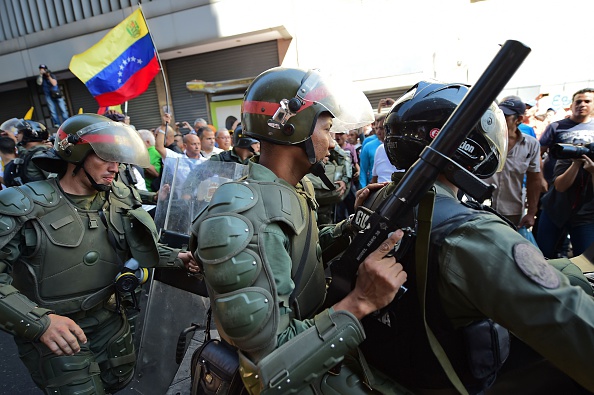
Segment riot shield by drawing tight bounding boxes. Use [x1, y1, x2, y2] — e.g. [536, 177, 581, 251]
[154, 158, 249, 235]
[129, 158, 248, 395]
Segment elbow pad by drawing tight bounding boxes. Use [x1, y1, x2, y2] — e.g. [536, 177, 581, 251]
[0, 284, 53, 341]
[239, 309, 365, 394]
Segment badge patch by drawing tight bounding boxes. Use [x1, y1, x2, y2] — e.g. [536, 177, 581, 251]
[513, 243, 560, 289]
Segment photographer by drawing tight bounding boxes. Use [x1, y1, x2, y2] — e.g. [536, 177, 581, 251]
[537, 88, 594, 257]
[36, 64, 69, 128]
[537, 149, 594, 257]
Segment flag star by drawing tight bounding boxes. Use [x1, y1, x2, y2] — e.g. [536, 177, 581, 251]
[127, 57, 131, 62]
[123, 59, 128, 65]
[119, 64, 124, 70]
[118, 71, 123, 77]
[131, 56, 136, 62]
[118, 78, 122, 84]
[137, 59, 143, 64]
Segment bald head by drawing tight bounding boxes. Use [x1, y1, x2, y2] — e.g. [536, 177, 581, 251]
[183, 133, 201, 159]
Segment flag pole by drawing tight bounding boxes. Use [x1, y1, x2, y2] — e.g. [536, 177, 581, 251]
[137, 4, 171, 119]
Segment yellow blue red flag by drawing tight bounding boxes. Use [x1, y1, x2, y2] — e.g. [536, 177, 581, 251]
[69, 8, 159, 106]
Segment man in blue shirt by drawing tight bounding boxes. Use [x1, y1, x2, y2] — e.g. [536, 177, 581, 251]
[359, 113, 385, 188]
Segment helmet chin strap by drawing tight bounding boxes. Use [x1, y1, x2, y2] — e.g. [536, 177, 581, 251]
[84, 169, 112, 192]
[309, 161, 336, 190]
[72, 160, 111, 192]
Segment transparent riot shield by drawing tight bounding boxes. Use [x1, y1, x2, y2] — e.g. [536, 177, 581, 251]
[154, 158, 249, 235]
[129, 158, 248, 395]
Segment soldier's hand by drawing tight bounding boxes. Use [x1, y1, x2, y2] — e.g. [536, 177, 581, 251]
[333, 230, 407, 319]
[180, 251, 200, 274]
[334, 180, 347, 196]
[40, 314, 87, 356]
[354, 182, 388, 209]
[157, 184, 171, 201]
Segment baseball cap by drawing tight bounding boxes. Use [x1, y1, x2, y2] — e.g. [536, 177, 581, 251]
[499, 97, 526, 116]
[525, 99, 537, 108]
[39, 64, 48, 69]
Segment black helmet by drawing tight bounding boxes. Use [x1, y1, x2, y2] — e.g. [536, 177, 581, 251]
[242, 67, 374, 163]
[232, 123, 258, 149]
[384, 81, 507, 179]
[1, 119, 48, 143]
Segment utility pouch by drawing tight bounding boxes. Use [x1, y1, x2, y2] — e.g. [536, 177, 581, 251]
[463, 319, 510, 381]
[190, 308, 247, 395]
[191, 338, 245, 395]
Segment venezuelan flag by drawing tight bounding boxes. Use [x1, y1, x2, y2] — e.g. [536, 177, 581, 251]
[69, 8, 159, 107]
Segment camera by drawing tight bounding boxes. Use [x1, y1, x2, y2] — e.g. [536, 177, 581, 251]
[551, 143, 594, 160]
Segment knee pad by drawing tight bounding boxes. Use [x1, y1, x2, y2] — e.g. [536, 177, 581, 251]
[99, 317, 136, 392]
[39, 346, 106, 395]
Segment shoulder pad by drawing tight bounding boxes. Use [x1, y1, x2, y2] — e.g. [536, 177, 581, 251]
[0, 187, 34, 216]
[207, 180, 306, 234]
[259, 182, 306, 234]
[0, 214, 17, 237]
[111, 179, 131, 200]
[207, 182, 258, 214]
[21, 181, 61, 207]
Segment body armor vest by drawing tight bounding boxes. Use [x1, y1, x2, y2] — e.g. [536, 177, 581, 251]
[0, 178, 158, 315]
[191, 178, 326, 362]
[360, 186, 510, 393]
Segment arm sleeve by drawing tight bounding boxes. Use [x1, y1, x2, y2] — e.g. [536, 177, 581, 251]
[527, 139, 541, 173]
[539, 123, 554, 147]
[438, 217, 594, 391]
[0, 230, 53, 340]
[258, 223, 328, 346]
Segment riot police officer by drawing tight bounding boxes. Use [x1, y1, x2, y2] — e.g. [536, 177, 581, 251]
[0, 114, 197, 394]
[357, 81, 594, 394]
[190, 67, 409, 394]
[2, 118, 51, 187]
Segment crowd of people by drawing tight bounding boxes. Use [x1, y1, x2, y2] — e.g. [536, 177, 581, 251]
[0, 67, 593, 395]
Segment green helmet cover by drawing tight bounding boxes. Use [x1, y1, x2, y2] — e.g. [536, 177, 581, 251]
[55, 113, 149, 167]
[242, 67, 374, 147]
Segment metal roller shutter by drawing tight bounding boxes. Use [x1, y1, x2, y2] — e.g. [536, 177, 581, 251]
[0, 87, 32, 123]
[167, 41, 279, 128]
[66, 77, 98, 116]
[123, 80, 160, 131]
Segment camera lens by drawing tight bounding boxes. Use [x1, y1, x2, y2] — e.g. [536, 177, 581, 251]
[551, 144, 590, 159]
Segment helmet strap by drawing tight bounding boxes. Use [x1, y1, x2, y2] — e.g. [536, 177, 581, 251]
[309, 161, 336, 190]
[83, 168, 112, 192]
[303, 139, 317, 164]
[73, 158, 111, 192]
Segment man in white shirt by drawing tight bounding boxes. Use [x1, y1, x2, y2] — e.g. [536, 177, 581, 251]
[197, 126, 222, 159]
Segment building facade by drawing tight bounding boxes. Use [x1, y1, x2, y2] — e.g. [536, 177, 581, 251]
[0, 0, 591, 131]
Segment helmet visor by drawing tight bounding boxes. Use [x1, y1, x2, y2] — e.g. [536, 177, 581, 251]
[68, 121, 149, 167]
[478, 103, 508, 173]
[283, 70, 375, 133]
[0, 118, 26, 135]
